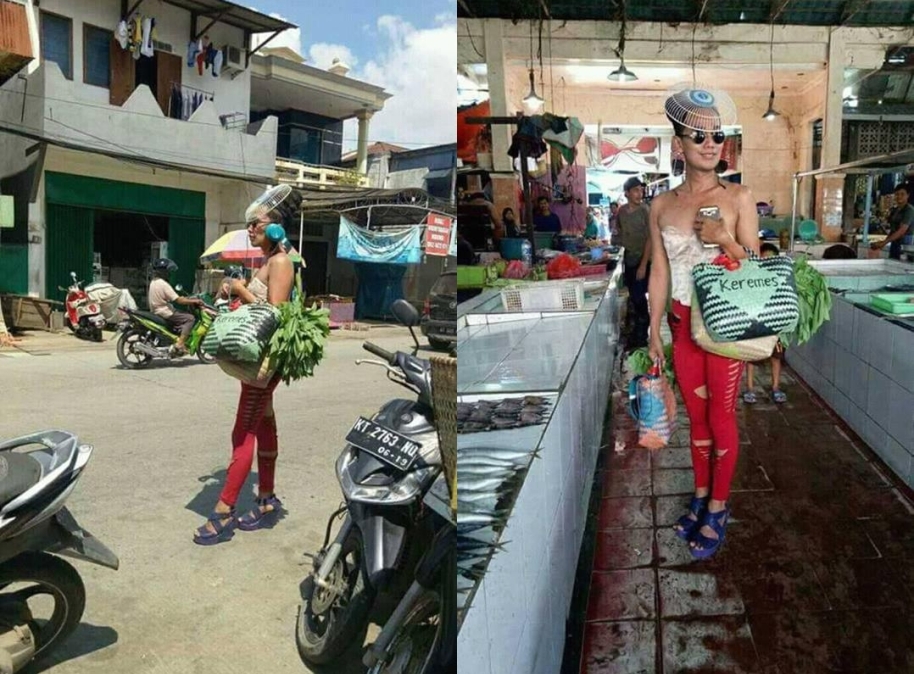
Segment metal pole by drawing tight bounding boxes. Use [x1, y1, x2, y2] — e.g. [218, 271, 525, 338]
[789, 176, 799, 253]
[862, 173, 873, 246]
[520, 149, 536, 258]
[298, 209, 304, 248]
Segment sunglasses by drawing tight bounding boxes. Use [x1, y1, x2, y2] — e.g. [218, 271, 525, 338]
[679, 130, 726, 145]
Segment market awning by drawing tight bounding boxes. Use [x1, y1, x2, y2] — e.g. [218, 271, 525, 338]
[297, 185, 456, 228]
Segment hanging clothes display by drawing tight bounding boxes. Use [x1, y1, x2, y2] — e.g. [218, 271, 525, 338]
[213, 48, 224, 77]
[336, 216, 423, 265]
[140, 17, 154, 58]
[168, 84, 214, 121]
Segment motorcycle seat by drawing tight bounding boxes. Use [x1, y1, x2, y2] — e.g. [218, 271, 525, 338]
[130, 310, 172, 330]
[0, 452, 42, 507]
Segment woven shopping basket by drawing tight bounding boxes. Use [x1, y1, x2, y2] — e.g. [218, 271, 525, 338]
[430, 355, 457, 514]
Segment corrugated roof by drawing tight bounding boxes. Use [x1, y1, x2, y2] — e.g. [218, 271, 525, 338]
[458, 0, 914, 26]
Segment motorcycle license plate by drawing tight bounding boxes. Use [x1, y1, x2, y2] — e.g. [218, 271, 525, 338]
[346, 417, 422, 471]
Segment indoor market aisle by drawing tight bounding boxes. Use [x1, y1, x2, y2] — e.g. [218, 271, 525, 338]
[578, 366, 914, 674]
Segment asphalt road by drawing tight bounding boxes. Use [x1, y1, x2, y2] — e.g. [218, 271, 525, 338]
[0, 327, 425, 674]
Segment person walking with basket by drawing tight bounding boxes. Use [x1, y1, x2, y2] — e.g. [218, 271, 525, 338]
[647, 86, 760, 559]
[193, 187, 301, 545]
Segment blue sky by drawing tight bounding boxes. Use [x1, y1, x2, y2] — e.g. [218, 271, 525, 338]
[249, 1, 456, 151]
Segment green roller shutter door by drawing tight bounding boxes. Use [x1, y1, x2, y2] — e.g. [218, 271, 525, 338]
[168, 218, 205, 292]
[45, 204, 94, 301]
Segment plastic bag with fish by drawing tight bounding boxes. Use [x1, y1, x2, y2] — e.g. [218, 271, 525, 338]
[627, 364, 677, 450]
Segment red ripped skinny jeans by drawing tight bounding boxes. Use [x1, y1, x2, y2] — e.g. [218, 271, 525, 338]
[220, 378, 281, 507]
[668, 301, 744, 502]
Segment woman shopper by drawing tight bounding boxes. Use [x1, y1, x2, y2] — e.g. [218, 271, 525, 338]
[647, 88, 759, 559]
[193, 191, 301, 546]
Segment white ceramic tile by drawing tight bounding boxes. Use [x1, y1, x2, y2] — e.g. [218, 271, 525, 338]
[833, 345, 853, 394]
[863, 415, 889, 456]
[891, 326, 914, 394]
[867, 368, 893, 431]
[848, 356, 870, 410]
[832, 297, 855, 350]
[879, 435, 913, 485]
[846, 402, 868, 438]
[869, 317, 896, 376]
[887, 382, 914, 454]
[457, 580, 491, 674]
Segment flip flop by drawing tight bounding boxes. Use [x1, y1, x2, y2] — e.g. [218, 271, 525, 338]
[772, 390, 787, 404]
[742, 391, 757, 404]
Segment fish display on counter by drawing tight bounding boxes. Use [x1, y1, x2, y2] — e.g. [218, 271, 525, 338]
[455, 440, 540, 613]
[457, 396, 552, 434]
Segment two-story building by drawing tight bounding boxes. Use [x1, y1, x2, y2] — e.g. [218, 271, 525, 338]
[0, 0, 302, 303]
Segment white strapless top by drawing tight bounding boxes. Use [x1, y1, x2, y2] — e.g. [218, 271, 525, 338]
[660, 228, 718, 307]
[248, 276, 269, 302]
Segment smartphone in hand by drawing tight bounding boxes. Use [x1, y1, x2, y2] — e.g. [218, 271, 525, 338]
[698, 206, 721, 249]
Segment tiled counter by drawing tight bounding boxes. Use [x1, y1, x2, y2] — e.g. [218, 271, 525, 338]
[456, 273, 622, 674]
[786, 260, 914, 489]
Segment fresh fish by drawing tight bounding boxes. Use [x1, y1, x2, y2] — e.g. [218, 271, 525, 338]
[457, 468, 514, 481]
[457, 512, 505, 527]
[457, 554, 490, 567]
[457, 537, 506, 553]
[458, 476, 509, 492]
[457, 576, 475, 592]
[458, 446, 537, 460]
[524, 395, 547, 406]
[457, 522, 502, 538]
[458, 504, 510, 519]
[458, 567, 485, 581]
[457, 421, 489, 433]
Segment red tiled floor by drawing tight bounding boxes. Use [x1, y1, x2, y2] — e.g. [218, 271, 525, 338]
[585, 569, 656, 622]
[577, 361, 914, 673]
[662, 616, 761, 673]
[597, 496, 653, 530]
[580, 621, 656, 674]
[604, 446, 651, 471]
[594, 529, 654, 570]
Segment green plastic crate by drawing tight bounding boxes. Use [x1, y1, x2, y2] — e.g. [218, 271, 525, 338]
[457, 266, 487, 288]
[870, 293, 914, 314]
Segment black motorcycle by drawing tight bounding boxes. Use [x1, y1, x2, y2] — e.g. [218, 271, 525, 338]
[0, 431, 118, 673]
[296, 301, 442, 667]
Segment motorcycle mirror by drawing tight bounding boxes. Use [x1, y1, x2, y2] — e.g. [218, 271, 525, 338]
[175, 284, 184, 293]
[391, 299, 421, 351]
[70, 271, 77, 281]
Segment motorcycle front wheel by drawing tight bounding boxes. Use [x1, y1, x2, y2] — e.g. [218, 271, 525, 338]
[0, 552, 85, 666]
[367, 589, 443, 674]
[196, 341, 214, 364]
[296, 528, 374, 666]
[116, 328, 153, 369]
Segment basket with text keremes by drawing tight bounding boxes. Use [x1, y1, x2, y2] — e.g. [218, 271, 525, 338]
[628, 364, 677, 450]
[691, 252, 799, 344]
[201, 303, 281, 387]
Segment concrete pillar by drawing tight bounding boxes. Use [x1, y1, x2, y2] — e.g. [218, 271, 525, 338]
[356, 111, 373, 175]
[483, 19, 513, 173]
[816, 29, 846, 238]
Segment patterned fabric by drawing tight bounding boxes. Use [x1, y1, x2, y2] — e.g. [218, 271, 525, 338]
[690, 300, 779, 361]
[692, 254, 799, 342]
[660, 227, 717, 307]
[628, 372, 677, 450]
[201, 303, 279, 363]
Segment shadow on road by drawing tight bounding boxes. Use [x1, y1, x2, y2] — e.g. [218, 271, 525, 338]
[111, 358, 214, 372]
[32, 622, 118, 672]
[186, 469, 261, 519]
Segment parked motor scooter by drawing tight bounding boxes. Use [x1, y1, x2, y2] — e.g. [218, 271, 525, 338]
[60, 272, 106, 342]
[0, 431, 118, 673]
[115, 287, 218, 369]
[295, 300, 442, 666]
[363, 475, 456, 674]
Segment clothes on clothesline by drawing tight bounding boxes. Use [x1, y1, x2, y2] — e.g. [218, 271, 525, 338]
[115, 15, 156, 58]
[186, 38, 225, 78]
[168, 84, 214, 121]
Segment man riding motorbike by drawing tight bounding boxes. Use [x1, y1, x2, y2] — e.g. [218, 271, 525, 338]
[147, 258, 203, 355]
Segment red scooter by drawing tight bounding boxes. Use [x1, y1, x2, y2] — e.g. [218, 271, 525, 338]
[60, 272, 105, 342]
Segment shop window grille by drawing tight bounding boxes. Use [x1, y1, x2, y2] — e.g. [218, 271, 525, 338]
[500, 279, 584, 312]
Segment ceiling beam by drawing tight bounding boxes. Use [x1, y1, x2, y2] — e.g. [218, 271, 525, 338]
[840, 0, 874, 25]
[768, 0, 793, 22]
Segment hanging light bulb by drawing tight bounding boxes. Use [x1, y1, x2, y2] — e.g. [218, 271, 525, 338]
[522, 69, 544, 108]
[763, 90, 780, 121]
[608, 58, 638, 83]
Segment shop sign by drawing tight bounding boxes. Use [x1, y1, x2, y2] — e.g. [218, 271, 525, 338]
[425, 214, 453, 257]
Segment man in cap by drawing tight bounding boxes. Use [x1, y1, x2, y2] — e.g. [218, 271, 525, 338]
[618, 176, 652, 348]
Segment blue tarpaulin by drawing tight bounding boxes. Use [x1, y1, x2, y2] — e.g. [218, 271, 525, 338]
[337, 216, 422, 265]
[354, 263, 406, 320]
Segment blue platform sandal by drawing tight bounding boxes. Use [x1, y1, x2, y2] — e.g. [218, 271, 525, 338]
[674, 496, 709, 541]
[237, 495, 284, 531]
[193, 509, 236, 546]
[690, 507, 730, 559]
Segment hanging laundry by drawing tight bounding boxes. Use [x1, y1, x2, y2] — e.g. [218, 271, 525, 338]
[186, 40, 199, 67]
[140, 16, 154, 58]
[204, 44, 217, 71]
[115, 20, 128, 49]
[212, 47, 223, 77]
[128, 16, 141, 54]
[196, 49, 206, 76]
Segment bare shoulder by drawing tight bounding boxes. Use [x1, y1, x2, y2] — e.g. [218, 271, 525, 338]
[730, 183, 755, 205]
[650, 191, 675, 214]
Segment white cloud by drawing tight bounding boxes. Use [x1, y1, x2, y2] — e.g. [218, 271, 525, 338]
[344, 15, 456, 151]
[250, 11, 302, 57]
[308, 43, 359, 70]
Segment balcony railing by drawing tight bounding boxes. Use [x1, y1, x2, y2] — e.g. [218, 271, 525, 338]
[275, 158, 369, 189]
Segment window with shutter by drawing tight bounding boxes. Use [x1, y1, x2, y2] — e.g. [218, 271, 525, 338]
[40, 12, 72, 80]
[83, 25, 111, 88]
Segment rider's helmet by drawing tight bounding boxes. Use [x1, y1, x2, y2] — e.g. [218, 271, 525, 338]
[152, 258, 178, 278]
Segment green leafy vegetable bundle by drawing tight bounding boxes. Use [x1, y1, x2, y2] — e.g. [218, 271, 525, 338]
[267, 300, 331, 385]
[779, 256, 831, 347]
[626, 343, 676, 388]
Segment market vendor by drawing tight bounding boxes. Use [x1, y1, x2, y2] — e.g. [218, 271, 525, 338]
[533, 196, 563, 233]
[618, 176, 652, 348]
[870, 184, 914, 260]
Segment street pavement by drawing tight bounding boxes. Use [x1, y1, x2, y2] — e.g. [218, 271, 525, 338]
[0, 326, 426, 674]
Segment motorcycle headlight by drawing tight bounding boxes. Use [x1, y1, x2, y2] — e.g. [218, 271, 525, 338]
[336, 449, 438, 505]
